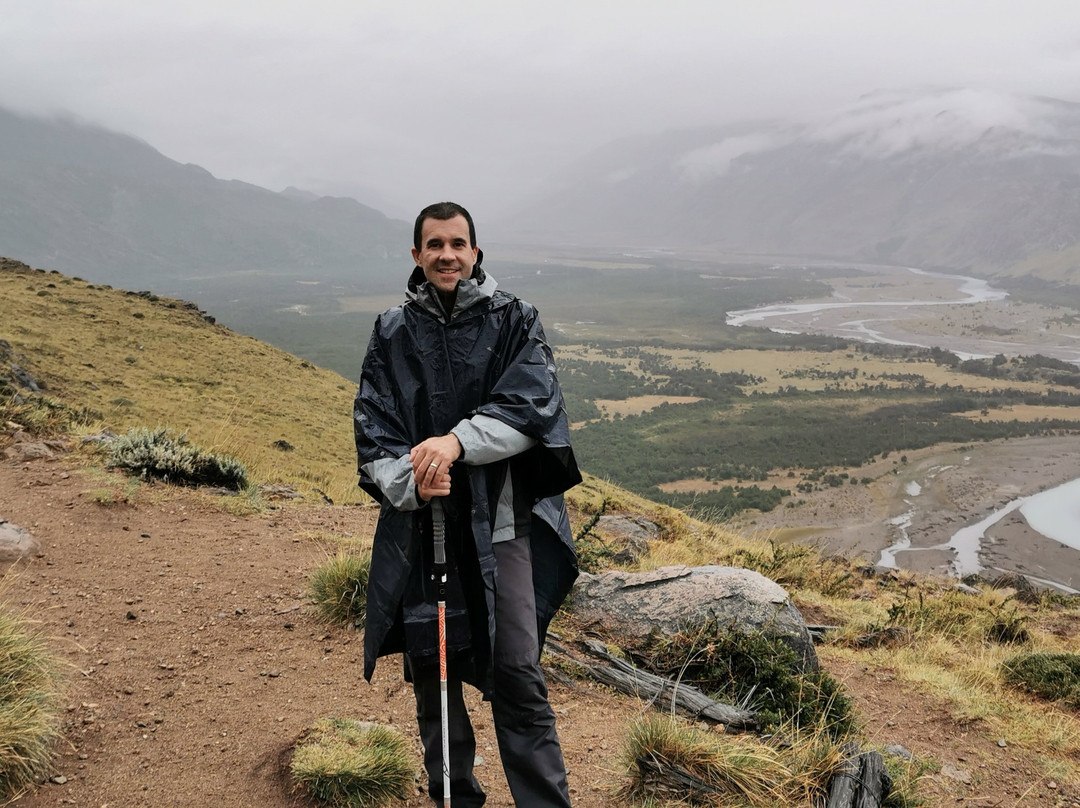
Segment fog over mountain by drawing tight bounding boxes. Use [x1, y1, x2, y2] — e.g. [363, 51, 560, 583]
[0, 107, 408, 288]
[4, 88, 1080, 291]
[506, 89, 1080, 280]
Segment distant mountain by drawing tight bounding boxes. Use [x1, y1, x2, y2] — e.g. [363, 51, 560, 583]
[0, 107, 409, 287]
[505, 89, 1080, 281]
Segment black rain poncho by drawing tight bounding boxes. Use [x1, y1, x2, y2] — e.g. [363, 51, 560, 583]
[354, 266, 581, 695]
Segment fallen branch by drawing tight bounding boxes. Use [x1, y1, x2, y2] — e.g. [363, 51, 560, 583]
[577, 639, 758, 731]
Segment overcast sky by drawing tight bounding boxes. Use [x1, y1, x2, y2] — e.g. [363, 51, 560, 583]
[3, 1, 1080, 223]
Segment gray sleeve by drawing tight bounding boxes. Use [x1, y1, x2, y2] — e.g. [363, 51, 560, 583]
[360, 455, 423, 511]
[451, 413, 537, 465]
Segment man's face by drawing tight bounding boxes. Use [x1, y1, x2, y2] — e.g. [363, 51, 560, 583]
[411, 215, 478, 296]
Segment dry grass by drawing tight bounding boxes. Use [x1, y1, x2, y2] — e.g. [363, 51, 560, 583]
[0, 603, 63, 801]
[621, 714, 792, 806]
[1, 265, 362, 504]
[595, 395, 703, 417]
[619, 713, 878, 807]
[290, 718, 417, 808]
[308, 551, 372, 628]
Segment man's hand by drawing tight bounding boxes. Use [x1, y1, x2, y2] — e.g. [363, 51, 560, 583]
[416, 467, 452, 502]
[410, 434, 462, 498]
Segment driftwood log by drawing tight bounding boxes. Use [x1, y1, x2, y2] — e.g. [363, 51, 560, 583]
[562, 638, 758, 731]
[825, 742, 893, 808]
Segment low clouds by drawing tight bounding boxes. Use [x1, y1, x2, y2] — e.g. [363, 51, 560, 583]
[676, 134, 784, 181]
[811, 89, 1080, 158]
[3, 1, 1080, 219]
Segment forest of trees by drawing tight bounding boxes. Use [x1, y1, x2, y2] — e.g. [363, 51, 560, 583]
[558, 346, 1080, 517]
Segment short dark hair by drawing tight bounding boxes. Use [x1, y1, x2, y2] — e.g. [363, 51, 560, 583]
[413, 202, 477, 250]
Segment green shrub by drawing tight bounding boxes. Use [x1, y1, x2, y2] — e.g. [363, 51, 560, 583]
[309, 552, 371, 628]
[1000, 652, 1080, 708]
[290, 718, 416, 808]
[0, 608, 63, 800]
[642, 619, 856, 739]
[106, 427, 248, 490]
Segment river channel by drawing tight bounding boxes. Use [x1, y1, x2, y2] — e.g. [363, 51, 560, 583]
[726, 264, 1080, 365]
[728, 264, 1080, 588]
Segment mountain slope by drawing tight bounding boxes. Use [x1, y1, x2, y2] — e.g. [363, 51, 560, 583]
[506, 89, 1080, 280]
[0, 108, 408, 287]
[4, 256, 1080, 806]
[0, 256, 362, 503]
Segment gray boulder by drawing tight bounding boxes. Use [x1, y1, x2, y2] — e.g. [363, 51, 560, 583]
[595, 513, 658, 565]
[568, 564, 818, 672]
[0, 519, 39, 564]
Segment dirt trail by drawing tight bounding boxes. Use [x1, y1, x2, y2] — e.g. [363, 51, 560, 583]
[1, 455, 1076, 807]
[0, 458, 627, 807]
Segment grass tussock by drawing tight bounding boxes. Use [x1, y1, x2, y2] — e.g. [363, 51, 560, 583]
[621, 714, 928, 808]
[620, 713, 872, 807]
[859, 587, 1032, 646]
[290, 718, 416, 808]
[309, 552, 371, 628]
[0, 607, 63, 800]
[106, 427, 249, 490]
[1, 392, 101, 438]
[1001, 652, 1080, 709]
[621, 714, 791, 806]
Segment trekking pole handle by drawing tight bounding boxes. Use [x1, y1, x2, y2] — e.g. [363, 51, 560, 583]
[431, 498, 446, 567]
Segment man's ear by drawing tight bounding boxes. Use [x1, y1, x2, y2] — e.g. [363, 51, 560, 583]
[411, 247, 421, 265]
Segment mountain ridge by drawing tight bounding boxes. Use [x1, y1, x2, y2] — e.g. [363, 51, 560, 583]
[502, 88, 1080, 281]
[0, 107, 409, 288]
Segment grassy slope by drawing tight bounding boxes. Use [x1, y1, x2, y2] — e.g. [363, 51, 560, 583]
[1, 258, 361, 503]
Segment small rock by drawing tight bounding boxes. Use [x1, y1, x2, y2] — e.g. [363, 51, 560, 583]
[125, 611, 137, 621]
[50, 775, 68, 785]
[941, 762, 972, 784]
[997, 738, 1008, 748]
[0, 519, 39, 563]
[883, 743, 913, 760]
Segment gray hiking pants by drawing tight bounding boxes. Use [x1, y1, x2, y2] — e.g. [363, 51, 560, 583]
[412, 535, 573, 807]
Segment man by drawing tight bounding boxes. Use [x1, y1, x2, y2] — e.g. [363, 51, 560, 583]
[354, 201, 581, 807]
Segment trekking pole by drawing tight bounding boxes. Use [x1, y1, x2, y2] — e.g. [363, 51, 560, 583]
[430, 497, 451, 808]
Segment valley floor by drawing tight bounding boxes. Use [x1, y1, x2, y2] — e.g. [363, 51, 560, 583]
[738, 434, 1080, 592]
